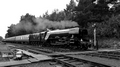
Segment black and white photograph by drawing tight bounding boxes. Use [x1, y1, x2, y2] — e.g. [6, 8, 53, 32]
[0, 0, 120, 67]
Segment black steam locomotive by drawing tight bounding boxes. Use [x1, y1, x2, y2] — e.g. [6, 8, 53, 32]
[3, 27, 93, 50]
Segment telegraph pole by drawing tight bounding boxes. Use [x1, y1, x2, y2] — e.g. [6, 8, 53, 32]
[92, 23, 98, 50]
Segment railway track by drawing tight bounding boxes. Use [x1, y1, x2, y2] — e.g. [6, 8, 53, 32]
[79, 51, 120, 60]
[20, 46, 120, 67]
[51, 55, 110, 67]
[23, 46, 53, 53]
[7, 43, 92, 55]
[24, 45, 81, 53]
[65, 51, 120, 67]
[7, 43, 120, 67]
[7, 44, 53, 55]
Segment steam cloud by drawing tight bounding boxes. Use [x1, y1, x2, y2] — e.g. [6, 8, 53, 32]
[11, 17, 79, 35]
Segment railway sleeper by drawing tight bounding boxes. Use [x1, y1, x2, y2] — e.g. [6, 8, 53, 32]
[98, 51, 120, 56]
[54, 57, 109, 67]
[93, 55, 120, 60]
[54, 59, 76, 67]
[65, 59, 78, 63]
[107, 56, 120, 60]
[26, 47, 53, 53]
[82, 54, 120, 60]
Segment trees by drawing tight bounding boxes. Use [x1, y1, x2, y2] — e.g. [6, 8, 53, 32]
[43, 10, 66, 21]
[71, 0, 120, 38]
[20, 13, 36, 25]
[64, 0, 77, 20]
[42, 0, 77, 21]
[73, 0, 109, 27]
[71, 0, 120, 27]
[42, 0, 120, 28]
[6, 24, 16, 37]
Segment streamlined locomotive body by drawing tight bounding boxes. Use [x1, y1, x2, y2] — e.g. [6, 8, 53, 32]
[43, 27, 92, 49]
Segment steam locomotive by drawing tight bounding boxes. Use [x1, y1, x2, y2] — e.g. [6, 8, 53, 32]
[3, 27, 93, 50]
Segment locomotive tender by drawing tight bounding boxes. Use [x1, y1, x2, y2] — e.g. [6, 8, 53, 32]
[3, 27, 93, 50]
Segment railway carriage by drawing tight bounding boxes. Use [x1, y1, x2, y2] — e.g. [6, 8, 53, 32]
[15, 34, 29, 44]
[29, 33, 41, 45]
[4, 37, 16, 43]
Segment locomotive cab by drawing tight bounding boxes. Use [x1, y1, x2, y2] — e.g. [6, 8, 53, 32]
[40, 31, 47, 44]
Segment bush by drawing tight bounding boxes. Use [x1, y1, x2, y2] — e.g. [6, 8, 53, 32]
[98, 38, 120, 49]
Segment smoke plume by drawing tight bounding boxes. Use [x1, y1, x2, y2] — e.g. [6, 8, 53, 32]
[11, 17, 79, 36]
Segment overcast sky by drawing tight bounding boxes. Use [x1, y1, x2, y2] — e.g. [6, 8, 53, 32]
[0, 0, 72, 38]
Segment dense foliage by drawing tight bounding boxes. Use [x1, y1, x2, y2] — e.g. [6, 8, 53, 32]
[5, 0, 120, 38]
